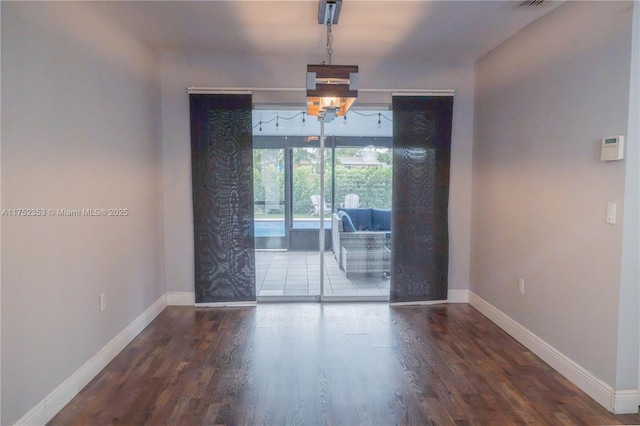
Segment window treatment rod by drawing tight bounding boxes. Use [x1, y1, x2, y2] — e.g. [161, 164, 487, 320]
[187, 86, 454, 96]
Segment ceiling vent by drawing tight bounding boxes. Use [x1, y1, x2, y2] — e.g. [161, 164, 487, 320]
[517, 0, 546, 8]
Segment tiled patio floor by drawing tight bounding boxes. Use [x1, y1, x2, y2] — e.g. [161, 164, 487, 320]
[255, 250, 390, 298]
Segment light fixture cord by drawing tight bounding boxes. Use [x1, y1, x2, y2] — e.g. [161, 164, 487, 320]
[326, 4, 334, 65]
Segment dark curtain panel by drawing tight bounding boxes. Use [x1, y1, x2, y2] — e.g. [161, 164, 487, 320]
[190, 94, 255, 303]
[390, 96, 453, 303]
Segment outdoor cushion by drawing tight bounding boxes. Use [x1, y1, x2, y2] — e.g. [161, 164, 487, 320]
[338, 208, 372, 231]
[337, 210, 356, 232]
[371, 208, 391, 231]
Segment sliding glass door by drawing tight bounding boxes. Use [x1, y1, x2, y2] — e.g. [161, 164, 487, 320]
[326, 138, 392, 299]
[253, 131, 393, 301]
[253, 137, 327, 299]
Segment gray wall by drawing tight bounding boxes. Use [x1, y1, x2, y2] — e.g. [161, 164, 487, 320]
[618, 0, 640, 390]
[161, 53, 475, 295]
[472, 1, 634, 388]
[1, 3, 164, 423]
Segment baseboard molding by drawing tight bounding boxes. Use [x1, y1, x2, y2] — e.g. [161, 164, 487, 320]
[447, 289, 469, 303]
[167, 291, 195, 306]
[15, 294, 168, 426]
[468, 291, 639, 414]
[613, 389, 640, 414]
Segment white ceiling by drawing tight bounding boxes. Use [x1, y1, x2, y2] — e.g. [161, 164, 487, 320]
[97, 1, 562, 64]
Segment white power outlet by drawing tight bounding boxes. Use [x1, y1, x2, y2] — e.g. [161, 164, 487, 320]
[518, 278, 525, 295]
[99, 293, 106, 312]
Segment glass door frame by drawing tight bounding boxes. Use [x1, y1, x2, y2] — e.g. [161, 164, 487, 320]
[253, 133, 394, 303]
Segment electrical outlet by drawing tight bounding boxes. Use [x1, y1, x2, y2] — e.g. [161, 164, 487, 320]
[99, 293, 106, 313]
[518, 278, 525, 295]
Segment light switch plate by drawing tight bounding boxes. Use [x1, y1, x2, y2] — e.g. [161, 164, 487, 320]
[606, 202, 616, 225]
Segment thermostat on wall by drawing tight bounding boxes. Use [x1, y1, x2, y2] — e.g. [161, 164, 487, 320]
[600, 135, 624, 161]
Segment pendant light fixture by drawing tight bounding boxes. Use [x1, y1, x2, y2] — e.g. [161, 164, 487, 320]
[306, 0, 358, 123]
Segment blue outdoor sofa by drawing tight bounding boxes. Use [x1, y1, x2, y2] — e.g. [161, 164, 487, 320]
[331, 208, 391, 277]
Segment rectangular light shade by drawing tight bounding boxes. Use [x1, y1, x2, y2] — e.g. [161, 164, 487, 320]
[306, 64, 358, 119]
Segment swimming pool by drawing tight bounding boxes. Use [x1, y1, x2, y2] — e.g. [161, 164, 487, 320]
[254, 219, 331, 237]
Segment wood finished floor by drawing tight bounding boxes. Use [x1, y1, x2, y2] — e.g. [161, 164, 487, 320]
[49, 304, 638, 425]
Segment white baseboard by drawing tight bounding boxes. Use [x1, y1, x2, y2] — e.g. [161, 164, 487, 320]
[613, 389, 640, 414]
[468, 291, 639, 414]
[15, 294, 168, 426]
[447, 289, 469, 303]
[167, 291, 195, 306]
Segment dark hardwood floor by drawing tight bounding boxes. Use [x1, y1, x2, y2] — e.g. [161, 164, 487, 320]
[49, 304, 638, 425]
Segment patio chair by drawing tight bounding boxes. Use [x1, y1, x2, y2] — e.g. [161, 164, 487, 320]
[311, 195, 332, 215]
[341, 193, 360, 208]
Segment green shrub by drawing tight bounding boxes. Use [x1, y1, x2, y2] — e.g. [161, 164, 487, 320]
[254, 149, 393, 216]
